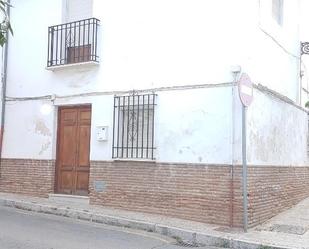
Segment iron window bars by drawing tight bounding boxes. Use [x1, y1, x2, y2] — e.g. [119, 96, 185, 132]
[47, 18, 100, 67]
[112, 93, 157, 160]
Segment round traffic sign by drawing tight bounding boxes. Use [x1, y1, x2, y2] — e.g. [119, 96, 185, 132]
[238, 73, 253, 107]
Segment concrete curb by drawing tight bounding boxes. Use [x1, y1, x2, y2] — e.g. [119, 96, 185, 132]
[0, 198, 291, 249]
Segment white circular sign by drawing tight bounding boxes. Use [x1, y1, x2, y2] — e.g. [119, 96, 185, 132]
[238, 73, 253, 107]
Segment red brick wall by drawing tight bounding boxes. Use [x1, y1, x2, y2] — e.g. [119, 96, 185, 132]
[1, 158, 309, 228]
[90, 161, 309, 228]
[245, 166, 309, 227]
[0, 158, 55, 197]
[89, 161, 241, 227]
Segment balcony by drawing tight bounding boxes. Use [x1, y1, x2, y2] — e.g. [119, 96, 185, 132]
[47, 18, 100, 70]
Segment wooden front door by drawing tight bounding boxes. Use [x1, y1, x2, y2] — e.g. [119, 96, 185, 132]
[56, 105, 91, 196]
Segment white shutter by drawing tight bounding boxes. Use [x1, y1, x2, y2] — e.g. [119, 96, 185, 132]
[65, 0, 93, 22]
[272, 0, 284, 26]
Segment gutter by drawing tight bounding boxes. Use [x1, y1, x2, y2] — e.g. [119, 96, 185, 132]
[0, 0, 10, 177]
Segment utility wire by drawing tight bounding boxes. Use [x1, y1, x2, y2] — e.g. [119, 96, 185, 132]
[5, 82, 234, 102]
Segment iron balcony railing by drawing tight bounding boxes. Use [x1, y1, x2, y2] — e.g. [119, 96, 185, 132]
[47, 18, 100, 67]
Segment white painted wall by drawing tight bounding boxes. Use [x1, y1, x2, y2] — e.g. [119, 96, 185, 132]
[300, 0, 309, 107]
[233, 88, 308, 166]
[1, 0, 307, 166]
[2, 100, 56, 159]
[2, 87, 233, 165]
[155, 87, 232, 164]
[6, 0, 301, 99]
[3, 84, 307, 166]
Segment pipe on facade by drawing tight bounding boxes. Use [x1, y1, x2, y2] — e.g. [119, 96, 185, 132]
[230, 67, 241, 227]
[229, 80, 236, 227]
[0, 0, 10, 177]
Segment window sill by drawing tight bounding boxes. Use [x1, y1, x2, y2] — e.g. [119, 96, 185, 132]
[113, 158, 156, 163]
[46, 61, 99, 72]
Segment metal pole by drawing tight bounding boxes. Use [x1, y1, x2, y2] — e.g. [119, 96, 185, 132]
[0, 0, 10, 178]
[242, 104, 248, 232]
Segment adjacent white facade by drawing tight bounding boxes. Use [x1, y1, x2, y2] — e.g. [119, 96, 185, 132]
[0, 0, 308, 166]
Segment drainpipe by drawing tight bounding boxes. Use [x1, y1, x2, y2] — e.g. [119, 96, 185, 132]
[230, 65, 241, 227]
[230, 77, 236, 228]
[0, 0, 10, 177]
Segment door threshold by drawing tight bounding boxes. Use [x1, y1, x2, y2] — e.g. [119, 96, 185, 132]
[48, 194, 89, 205]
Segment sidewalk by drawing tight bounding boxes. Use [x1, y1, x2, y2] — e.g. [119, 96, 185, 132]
[0, 192, 308, 249]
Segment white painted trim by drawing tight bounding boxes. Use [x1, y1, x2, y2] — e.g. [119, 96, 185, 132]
[48, 194, 90, 205]
[45, 61, 99, 72]
[48, 194, 89, 200]
[113, 159, 156, 163]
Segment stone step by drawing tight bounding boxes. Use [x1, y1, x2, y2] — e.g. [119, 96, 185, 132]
[48, 194, 89, 205]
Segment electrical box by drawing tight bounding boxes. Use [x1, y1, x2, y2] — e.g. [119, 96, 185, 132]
[96, 126, 108, 141]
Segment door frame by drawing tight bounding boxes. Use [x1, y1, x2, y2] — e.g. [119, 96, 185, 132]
[54, 104, 92, 194]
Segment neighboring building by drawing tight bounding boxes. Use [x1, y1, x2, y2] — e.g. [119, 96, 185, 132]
[0, 0, 308, 228]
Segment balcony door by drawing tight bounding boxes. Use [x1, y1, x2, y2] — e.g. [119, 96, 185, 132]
[56, 105, 91, 196]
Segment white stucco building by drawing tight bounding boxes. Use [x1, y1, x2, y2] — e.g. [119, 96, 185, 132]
[0, 0, 308, 228]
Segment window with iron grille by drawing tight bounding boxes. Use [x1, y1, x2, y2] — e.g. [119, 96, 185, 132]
[112, 94, 156, 160]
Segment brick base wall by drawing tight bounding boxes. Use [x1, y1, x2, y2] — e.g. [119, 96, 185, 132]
[89, 161, 242, 227]
[0, 158, 55, 197]
[244, 166, 309, 227]
[1, 158, 309, 228]
[90, 161, 309, 228]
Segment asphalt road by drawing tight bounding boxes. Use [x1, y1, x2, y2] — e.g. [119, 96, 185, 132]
[0, 206, 226, 249]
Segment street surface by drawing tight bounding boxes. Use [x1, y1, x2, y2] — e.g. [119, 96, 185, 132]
[0, 206, 226, 249]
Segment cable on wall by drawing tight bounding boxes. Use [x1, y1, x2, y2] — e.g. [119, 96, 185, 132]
[5, 82, 235, 102]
